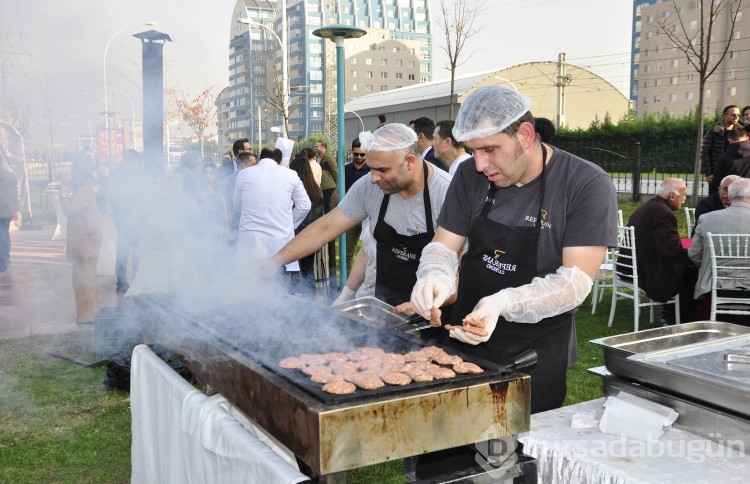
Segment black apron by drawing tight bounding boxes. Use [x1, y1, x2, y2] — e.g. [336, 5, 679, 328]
[445, 145, 571, 414]
[373, 161, 434, 306]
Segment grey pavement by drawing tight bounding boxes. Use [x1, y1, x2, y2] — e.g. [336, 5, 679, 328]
[0, 224, 123, 340]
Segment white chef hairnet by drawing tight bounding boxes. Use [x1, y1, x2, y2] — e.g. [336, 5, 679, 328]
[358, 123, 417, 153]
[453, 85, 533, 142]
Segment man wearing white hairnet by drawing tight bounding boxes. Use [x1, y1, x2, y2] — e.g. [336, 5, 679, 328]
[272, 123, 452, 305]
[410, 85, 618, 414]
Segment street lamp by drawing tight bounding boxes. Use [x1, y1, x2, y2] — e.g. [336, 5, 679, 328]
[313, 24, 367, 289]
[238, 17, 288, 138]
[107, 86, 137, 150]
[67, 115, 94, 152]
[104, 21, 156, 167]
[344, 108, 365, 133]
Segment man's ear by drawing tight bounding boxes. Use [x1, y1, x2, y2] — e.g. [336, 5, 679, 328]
[516, 121, 536, 149]
[404, 153, 417, 170]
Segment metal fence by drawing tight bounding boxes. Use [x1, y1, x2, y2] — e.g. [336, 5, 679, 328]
[23, 141, 708, 199]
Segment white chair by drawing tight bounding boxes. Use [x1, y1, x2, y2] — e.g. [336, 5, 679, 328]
[707, 233, 750, 321]
[591, 210, 624, 314]
[607, 225, 680, 331]
[685, 207, 696, 237]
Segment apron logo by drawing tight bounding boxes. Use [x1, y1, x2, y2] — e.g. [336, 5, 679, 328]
[482, 252, 518, 275]
[541, 209, 548, 220]
[392, 245, 417, 261]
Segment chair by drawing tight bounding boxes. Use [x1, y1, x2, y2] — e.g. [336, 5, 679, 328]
[706, 233, 750, 321]
[685, 207, 696, 237]
[607, 225, 680, 331]
[591, 210, 624, 314]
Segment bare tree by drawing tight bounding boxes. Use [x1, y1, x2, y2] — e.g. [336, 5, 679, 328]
[655, 0, 745, 204]
[250, 48, 293, 139]
[438, 0, 486, 119]
[169, 85, 219, 157]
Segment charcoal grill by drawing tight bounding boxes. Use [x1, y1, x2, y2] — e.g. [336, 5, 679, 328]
[135, 294, 531, 476]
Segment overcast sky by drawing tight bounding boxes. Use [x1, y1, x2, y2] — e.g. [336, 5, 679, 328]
[5, 0, 633, 151]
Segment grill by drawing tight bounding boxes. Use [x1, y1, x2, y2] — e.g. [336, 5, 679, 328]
[135, 294, 531, 476]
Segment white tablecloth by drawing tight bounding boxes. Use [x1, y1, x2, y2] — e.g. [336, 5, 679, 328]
[518, 398, 750, 484]
[130, 344, 308, 484]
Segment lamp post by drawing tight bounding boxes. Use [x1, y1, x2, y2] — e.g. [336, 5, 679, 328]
[313, 25, 367, 290]
[67, 115, 94, 152]
[104, 21, 156, 167]
[238, 18, 289, 139]
[344, 108, 365, 134]
[107, 86, 137, 150]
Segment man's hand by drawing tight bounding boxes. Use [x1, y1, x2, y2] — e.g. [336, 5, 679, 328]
[11, 211, 21, 226]
[332, 286, 355, 306]
[449, 293, 507, 345]
[410, 274, 454, 320]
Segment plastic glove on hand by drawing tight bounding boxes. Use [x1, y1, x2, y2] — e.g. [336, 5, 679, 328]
[331, 286, 356, 306]
[410, 274, 453, 320]
[449, 292, 507, 345]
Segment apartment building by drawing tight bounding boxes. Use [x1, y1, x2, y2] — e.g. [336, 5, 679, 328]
[220, 0, 432, 146]
[632, 0, 750, 117]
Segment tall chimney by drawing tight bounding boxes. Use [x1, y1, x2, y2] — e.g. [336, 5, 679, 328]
[133, 30, 171, 176]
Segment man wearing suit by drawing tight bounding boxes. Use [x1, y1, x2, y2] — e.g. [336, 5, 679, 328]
[689, 177, 750, 300]
[625, 178, 696, 323]
[409, 117, 449, 173]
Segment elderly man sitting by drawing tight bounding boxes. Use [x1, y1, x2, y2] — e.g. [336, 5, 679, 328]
[688, 177, 750, 315]
[625, 178, 697, 323]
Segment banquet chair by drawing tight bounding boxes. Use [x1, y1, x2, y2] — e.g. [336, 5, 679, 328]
[607, 225, 680, 331]
[685, 207, 696, 237]
[591, 210, 624, 314]
[707, 233, 750, 320]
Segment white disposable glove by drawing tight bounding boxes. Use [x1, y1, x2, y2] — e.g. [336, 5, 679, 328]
[449, 292, 508, 345]
[331, 286, 356, 306]
[502, 266, 593, 323]
[410, 242, 459, 319]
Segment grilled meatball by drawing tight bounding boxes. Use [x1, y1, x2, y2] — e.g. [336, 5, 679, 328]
[432, 352, 463, 366]
[453, 362, 484, 374]
[381, 372, 413, 385]
[427, 366, 456, 379]
[311, 373, 345, 384]
[279, 357, 305, 369]
[347, 372, 385, 390]
[322, 380, 357, 394]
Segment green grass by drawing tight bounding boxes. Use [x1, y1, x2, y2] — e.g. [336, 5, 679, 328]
[0, 335, 132, 484]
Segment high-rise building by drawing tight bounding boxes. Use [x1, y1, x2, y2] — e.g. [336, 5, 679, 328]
[220, 0, 432, 146]
[632, 0, 750, 117]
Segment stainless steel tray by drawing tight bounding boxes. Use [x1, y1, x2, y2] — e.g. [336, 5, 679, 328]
[332, 296, 409, 327]
[590, 321, 750, 379]
[625, 335, 750, 418]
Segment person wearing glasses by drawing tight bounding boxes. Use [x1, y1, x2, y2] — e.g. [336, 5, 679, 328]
[701, 105, 743, 195]
[342, 138, 372, 274]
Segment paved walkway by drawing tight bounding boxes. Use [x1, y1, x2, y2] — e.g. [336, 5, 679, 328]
[0, 224, 123, 340]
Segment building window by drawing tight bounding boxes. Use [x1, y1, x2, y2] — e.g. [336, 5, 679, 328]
[365, 58, 373, 65]
[310, 71, 322, 81]
[366, 84, 373, 91]
[734, 31, 741, 40]
[351, 84, 357, 91]
[408, 74, 415, 80]
[670, 76, 678, 85]
[409, 61, 416, 68]
[669, 93, 677, 102]
[730, 51, 740, 59]
[689, 19, 698, 29]
[396, 59, 403, 67]
[728, 69, 736, 79]
[381, 58, 388, 66]
[686, 74, 694, 83]
[366, 71, 373, 78]
[705, 89, 711, 99]
[654, 95, 661, 103]
[655, 78, 662, 87]
[671, 59, 678, 67]
[380, 72, 388, 79]
[381, 85, 388, 91]
[655, 62, 662, 70]
[350, 70, 357, 78]
[351, 57, 357, 65]
[685, 91, 693, 100]
[396, 72, 403, 79]
[393, 47, 401, 53]
[729, 87, 737, 96]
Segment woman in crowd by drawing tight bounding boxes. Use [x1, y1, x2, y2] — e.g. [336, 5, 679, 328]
[290, 156, 324, 296]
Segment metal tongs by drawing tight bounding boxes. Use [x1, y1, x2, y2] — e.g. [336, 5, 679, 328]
[391, 313, 433, 334]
